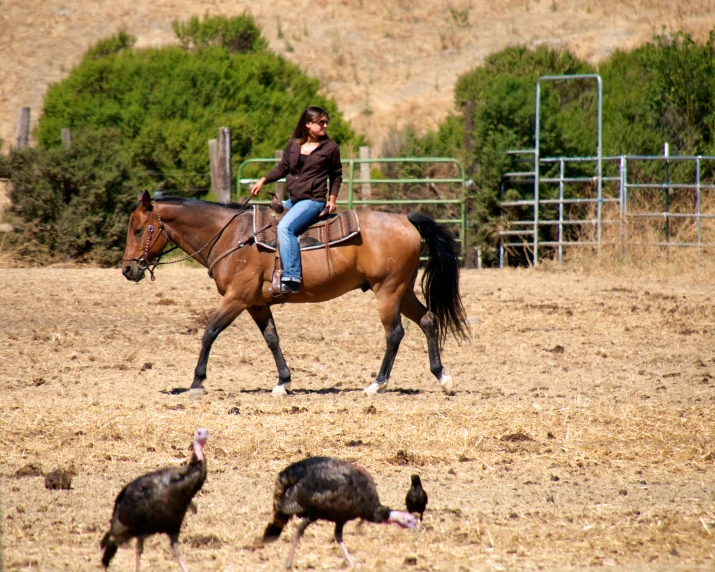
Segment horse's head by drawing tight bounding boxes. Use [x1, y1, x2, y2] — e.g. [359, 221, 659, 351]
[122, 191, 169, 282]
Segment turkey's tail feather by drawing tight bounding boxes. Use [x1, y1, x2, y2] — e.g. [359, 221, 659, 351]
[100, 532, 118, 568]
[262, 512, 291, 543]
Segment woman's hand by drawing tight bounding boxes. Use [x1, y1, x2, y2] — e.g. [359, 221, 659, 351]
[250, 177, 266, 197]
[326, 196, 337, 214]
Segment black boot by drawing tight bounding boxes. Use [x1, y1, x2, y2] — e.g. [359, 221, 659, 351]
[280, 281, 300, 294]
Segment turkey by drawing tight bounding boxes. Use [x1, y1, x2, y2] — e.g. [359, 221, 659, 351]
[100, 428, 209, 571]
[405, 474, 428, 521]
[262, 456, 417, 568]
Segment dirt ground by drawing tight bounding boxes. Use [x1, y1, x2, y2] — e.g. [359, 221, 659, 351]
[1, 265, 714, 570]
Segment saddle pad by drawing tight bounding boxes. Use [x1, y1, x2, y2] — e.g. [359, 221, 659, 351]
[253, 205, 360, 251]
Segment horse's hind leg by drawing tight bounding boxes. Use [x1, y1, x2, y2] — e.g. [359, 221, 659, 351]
[401, 288, 453, 395]
[190, 296, 247, 398]
[247, 306, 292, 396]
[364, 289, 405, 395]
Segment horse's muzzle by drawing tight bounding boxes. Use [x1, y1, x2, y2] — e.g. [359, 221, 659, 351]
[122, 263, 145, 282]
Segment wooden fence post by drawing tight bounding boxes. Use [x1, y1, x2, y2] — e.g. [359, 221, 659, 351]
[208, 127, 232, 203]
[274, 150, 285, 201]
[359, 145, 371, 199]
[208, 138, 218, 197]
[16, 107, 30, 148]
[61, 128, 72, 149]
[217, 127, 232, 204]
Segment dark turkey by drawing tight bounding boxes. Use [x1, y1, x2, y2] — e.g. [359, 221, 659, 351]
[100, 428, 209, 571]
[262, 456, 417, 568]
[405, 474, 428, 521]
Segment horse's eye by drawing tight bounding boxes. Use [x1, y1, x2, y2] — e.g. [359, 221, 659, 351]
[134, 228, 143, 237]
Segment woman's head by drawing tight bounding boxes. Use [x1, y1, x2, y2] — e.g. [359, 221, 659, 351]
[292, 106, 330, 144]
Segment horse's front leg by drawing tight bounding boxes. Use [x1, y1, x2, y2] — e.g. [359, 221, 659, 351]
[189, 296, 247, 398]
[247, 306, 292, 397]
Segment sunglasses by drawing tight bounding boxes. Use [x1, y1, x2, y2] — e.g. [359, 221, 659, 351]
[312, 120, 329, 126]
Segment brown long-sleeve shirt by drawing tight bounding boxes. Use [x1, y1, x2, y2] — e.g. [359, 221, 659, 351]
[263, 138, 342, 203]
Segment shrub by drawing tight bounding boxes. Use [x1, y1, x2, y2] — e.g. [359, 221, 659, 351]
[6, 129, 148, 265]
[37, 14, 362, 195]
[6, 14, 364, 264]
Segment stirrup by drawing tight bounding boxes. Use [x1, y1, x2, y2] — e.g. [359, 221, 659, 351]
[269, 193, 284, 214]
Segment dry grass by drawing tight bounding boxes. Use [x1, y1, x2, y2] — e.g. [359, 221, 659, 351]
[3, 1, 715, 152]
[1, 265, 714, 570]
[557, 191, 715, 279]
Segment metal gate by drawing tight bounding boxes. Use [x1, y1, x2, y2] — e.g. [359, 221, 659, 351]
[500, 151, 715, 266]
[236, 156, 468, 259]
[499, 73, 715, 266]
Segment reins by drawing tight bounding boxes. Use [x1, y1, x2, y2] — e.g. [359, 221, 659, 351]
[206, 220, 274, 278]
[124, 196, 254, 281]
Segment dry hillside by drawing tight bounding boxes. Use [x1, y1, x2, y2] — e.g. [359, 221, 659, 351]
[2, 0, 715, 152]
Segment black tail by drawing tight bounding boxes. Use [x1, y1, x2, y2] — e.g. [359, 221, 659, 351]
[262, 512, 290, 544]
[100, 533, 118, 569]
[408, 212, 469, 347]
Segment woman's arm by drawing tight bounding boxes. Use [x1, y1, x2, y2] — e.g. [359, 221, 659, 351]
[250, 141, 292, 196]
[326, 145, 343, 213]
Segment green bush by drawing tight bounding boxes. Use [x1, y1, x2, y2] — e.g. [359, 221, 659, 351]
[37, 14, 362, 194]
[172, 13, 268, 53]
[6, 129, 149, 265]
[636, 30, 715, 153]
[6, 14, 363, 264]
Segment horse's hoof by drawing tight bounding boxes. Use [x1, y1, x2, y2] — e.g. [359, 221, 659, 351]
[188, 387, 207, 399]
[271, 383, 290, 397]
[363, 382, 387, 395]
[439, 373, 454, 395]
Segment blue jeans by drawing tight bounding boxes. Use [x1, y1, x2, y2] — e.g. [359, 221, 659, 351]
[277, 198, 325, 282]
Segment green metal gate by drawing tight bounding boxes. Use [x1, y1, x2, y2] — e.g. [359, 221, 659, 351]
[235, 157, 467, 258]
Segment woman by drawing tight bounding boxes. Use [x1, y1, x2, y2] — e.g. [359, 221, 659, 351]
[250, 106, 342, 294]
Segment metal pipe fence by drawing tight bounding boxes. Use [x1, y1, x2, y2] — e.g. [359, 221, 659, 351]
[236, 156, 467, 259]
[499, 152, 715, 267]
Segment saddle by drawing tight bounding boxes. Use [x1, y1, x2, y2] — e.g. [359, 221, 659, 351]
[252, 205, 360, 251]
[251, 205, 360, 297]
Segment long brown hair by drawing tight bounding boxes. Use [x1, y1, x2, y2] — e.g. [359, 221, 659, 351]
[291, 106, 330, 144]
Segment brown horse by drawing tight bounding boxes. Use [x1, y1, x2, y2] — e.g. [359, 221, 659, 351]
[122, 191, 467, 397]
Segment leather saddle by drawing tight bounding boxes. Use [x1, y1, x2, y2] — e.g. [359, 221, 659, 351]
[252, 205, 360, 251]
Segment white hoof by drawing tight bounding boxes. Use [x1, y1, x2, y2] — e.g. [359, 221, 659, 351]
[271, 383, 290, 397]
[363, 381, 387, 395]
[188, 387, 207, 399]
[439, 373, 454, 395]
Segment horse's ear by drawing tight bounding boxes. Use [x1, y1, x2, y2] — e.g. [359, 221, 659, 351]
[140, 190, 153, 212]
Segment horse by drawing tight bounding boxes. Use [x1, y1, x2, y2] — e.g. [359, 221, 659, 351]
[122, 191, 468, 397]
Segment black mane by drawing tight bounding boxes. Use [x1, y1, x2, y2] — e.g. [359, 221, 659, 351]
[131, 195, 249, 213]
[156, 196, 248, 210]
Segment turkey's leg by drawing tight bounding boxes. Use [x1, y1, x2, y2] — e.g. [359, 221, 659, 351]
[285, 518, 313, 568]
[334, 522, 354, 567]
[169, 535, 189, 572]
[135, 536, 146, 572]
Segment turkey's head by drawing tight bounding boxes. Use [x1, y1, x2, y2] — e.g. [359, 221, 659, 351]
[388, 510, 418, 530]
[194, 428, 209, 461]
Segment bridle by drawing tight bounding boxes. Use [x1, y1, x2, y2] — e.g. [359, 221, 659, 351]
[123, 197, 254, 281]
[122, 204, 173, 280]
